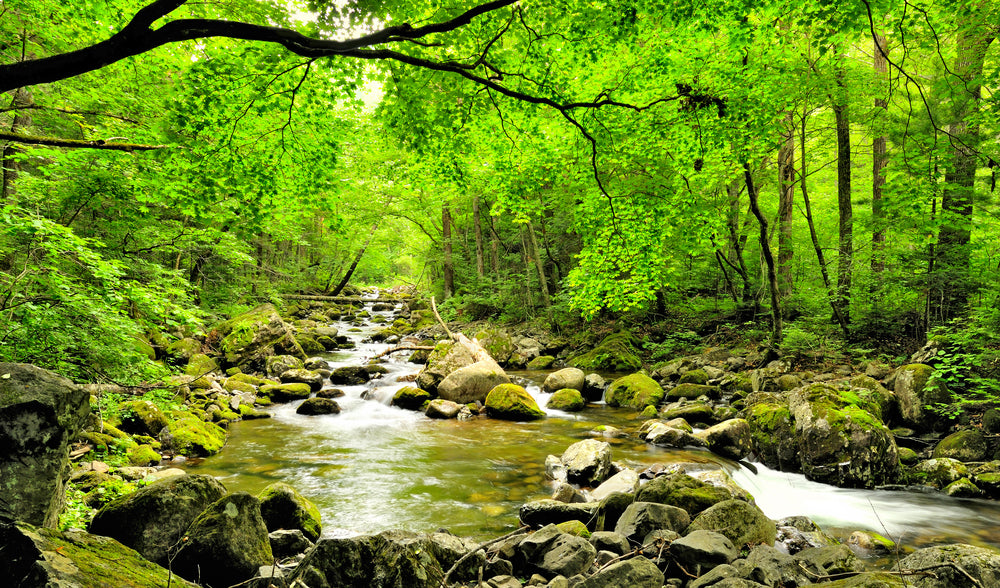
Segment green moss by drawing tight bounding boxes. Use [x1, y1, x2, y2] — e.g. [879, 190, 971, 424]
[606, 373, 664, 409]
[568, 331, 642, 372]
[667, 383, 718, 400]
[258, 482, 322, 542]
[126, 444, 160, 466]
[167, 416, 227, 457]
[527, 355, 557, 370]
[485, 384, 546, 421]
[185, 353, 219, 376]
[678, 368, 709, 385]
[547, 388, 586, 411]
[392, 386, 432, 411]
[556, 520, 591, 537]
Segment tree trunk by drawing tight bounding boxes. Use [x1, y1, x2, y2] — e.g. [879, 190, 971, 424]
[743, 164, 782, 345]
[526, 220, 551, 312]
[833, 81, 853, 325]
[777, 112, 795, 299]
[442, 203, 454, 299]
[488, 214, 500, 275]
[331, 221, 379, 295]
[872, 31, 889, 276]
[2, 88, 32, 203]
[473, 194, 485, 279]
[936, 12, 994, 318]
[725, 179, 754, 305]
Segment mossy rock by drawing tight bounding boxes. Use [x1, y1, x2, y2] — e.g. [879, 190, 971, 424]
[606, 373, 664, 409]
[527, 355, 557, 370]
[744, 402, 798, 473]
[475, 327, 514, 364]
[933, 429, 989, 462]
[547, 388, 586, 412]
[635, 473, 730, 517]
[185, 353, 219, 377]
[667, 383, 718, 400]
[298, 335, 326, 355]
[556, 520, 592, 538]
[213, 303, 306, 370]
[685, 499, 776, 548]
[163, 416, 226, 457]
[238, 404, 271, 420]
[222, 378, 257, 395]
[660, 403, 716, 425]
[392, 386, 432, 411]
[678, 368, 709, 385]
[116, 400, 169, 437]
[258, 482, 322, 542]
[485, 384, 545, 421]
[894, 363, 950, 432]
[165, 337, 201, 362]
[259, 382, 312, 403]
[568, 331, 642, 373]
[127, 444, 161, 466]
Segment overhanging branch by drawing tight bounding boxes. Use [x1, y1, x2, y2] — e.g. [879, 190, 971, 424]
[0, 132, 166, 151]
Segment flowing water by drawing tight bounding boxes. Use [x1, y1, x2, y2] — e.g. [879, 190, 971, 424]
[184, 298, 1000, 551]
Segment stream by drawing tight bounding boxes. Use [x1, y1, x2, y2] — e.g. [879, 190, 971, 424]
[184, 297, 1000, 551]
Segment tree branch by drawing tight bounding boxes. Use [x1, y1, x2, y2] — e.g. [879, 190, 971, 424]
[0, 132, 165, 151]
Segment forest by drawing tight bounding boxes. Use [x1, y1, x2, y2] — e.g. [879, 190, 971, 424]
[2, 0, 999, 412]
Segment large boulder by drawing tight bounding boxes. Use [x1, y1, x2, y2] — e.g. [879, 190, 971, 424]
[415, 340, 478, 393]
[485, 384, 546, 421]
[542, 368, 586, 393]
[172, 492, 273, 588]
[212, 303, 306, 370]
[116, 400, 170, 437]
[605, 373, 664, 409]
[568, 331, 642, 372]
[258, 482, 322, 542]
[634, 473, 730, 517]
[671, 529, 738, 571]
[744, 398, 798, 469]
[614, 502, 690, 544]
[439, 360, 511, 404]
[0, 519, 198, 587]
[696, 418, 753, 460]
[686, 499, 776, 549]
[547, 388, 586, 411]
[933, 429, 989, 462]
[0, 363, 89, 526]
[291, 531, 445, 588]
[561, 439, 612, 486]
[898, 543, 1000, 588]
[88, 473, 227, 566]
[894, 364, 950, 432]
[475, 327, 514, 365]
[392, 386, 432, 410]
[159, 415, 227, 457]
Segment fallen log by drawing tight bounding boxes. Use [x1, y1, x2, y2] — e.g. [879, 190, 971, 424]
[282, 295, 401, 303]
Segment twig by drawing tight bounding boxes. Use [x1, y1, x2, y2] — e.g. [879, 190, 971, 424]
[373, 345, 435, 359]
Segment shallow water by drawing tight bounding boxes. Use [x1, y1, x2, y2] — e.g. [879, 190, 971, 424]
[184, 299, 1000, 550]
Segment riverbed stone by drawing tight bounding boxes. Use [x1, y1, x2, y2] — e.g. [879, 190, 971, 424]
[644, 422, 708, 449]
[575, 556, 663, 588]
[898, 543, 1000, 588]
[591, 468, 640, 501]
[547, 388, 586, 412]
[614, 502, 690, 544]
[392, 386, 432, 410]
[519, 499, 599, 529]
[671, 529, 737, 571]
[295, 397, 341, 416]
[439, 360, 511, 404]
[696, 418, 753, 460]
[416, 340, 478, 392]
[0, 519, 199, 588]
[635, 473, 730, 517]
[485, 383, 545, 421]
[260, 382, 312, 402]
[794, 544, 864, 577]
[894, 363, 950, 432]
[258, 482, 322, 542]
[912, 457, 968, 488]
[743, 544, 812, 587]
[0, 363, 90, 527]
[821, 574, 906, 587]
[660, 401, 717, 425]
[279, 368, 325, 391]
[530, 533, 596, 579]
[172, 492, 273, 588]
[543, 368, 586, 393]
[686, 499, 776, 549]
[589, 531, 630, 555]
[567, 331, 642, 373]
[933, 429, 989, 462]
[269, 528, 313, 558]
[89, 473, 227, 566]
[847, 530, 896, 555]
[116, 400, 170, 438]
[159, 415, 227, 456]
[606, 372, 664, 409]
[426, 398, 463, 419]
[527, 355, 556, 370]
[561, 439, 612, 486]
[428, 532, 485, 582]
[214, 304, 306, 371]
[668, 383, 719, 400]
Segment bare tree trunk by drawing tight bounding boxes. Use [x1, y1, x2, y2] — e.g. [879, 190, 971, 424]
[473, 194, 485, 279]
[488, 214, 500, 275]
[872, 31, 889, 276]
[725, 179, 754, 305]
[442, 203, 454, 299]
[526, 220, 551, 312]
[331, 221, 379, 295]
[777, 112, 795, 299]
[2, 32, 31, 203]
[833, 72, 853, 325]
[743, 164, 782, 345]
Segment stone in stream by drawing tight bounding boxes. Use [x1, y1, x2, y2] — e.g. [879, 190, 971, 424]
[280, 368, 325, 391]
[415, 340, 478, 392]
[391, 385, 432, 410]
[158, 415, 227, 456]
[258, 481, 323, 542]
[582, 373, 607, 402]
[0, 362, 90, 527]
[439, 359, 512, 404]
[172, 492, 273, 588]
[266, 354, 305, 377]
[88, 473, 227, 566]
[546, 388, 586, 412]
[634, 473, 730, 517]
[670, 529, 738, 571]
[425, 398, 463, 419]
[695, 418, 753, 460]
[613, 502, 690, 544]
[213, 304, 307, 371]
[743, 544, 813, 587]
[897, 543, 1000, 588]
[0, 519, 199, 587]
[542, 367, 586, 393]
[793, 544, 864, 577]
[574, 556, 664, 588]
[685, 499, 777, 549]
[933, 429, 989, 462]
[295, 397, 341, 416]
[269, 528, 314, 558]
[605, 372, 665, 409]
[519, 499, 600, 529]
[290, 531, 444, 588]
[590, 468, 639, 501]
[329, 364, 387, 385]
[260, 382, 312, 402]
[485, 383, 545, 421]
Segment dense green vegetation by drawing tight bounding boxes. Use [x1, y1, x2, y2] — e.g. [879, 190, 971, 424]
[2, 0, 998, 412]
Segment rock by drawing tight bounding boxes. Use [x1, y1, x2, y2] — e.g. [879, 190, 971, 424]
[546, 454, 568, 482]
[679, 368, 710, 385]
[575, 556, 664, 588]
[160, 415, 227, 456]
[392, 386, 432, 410]
[295, 397, 342, 416]
[258, 482, 323, 542]
[744, 399, 798, 470]
[561, 439, 612, 486]
[269, 528, 314, 558]
[913, 457, 968, 488]
[775, 516, 838, 554]
[794, 544, 864, 577]
[260, 382, 312, 402]
[546, 388, 586, 412]
[894, 364, 950, 432]
[595, 492, 635, 533]
[476, 327, 515, 364]
[847, 530, 896, 555]
[668, 383, 719, 400]
[439, 360, 511, 404]
[591, 468, 640, 501]
[0, 519, 198, 587]
[116, 400, 170, 437]
[686, 499, 776, 548]
[635, 473, 730, 517]
[613, 502, 690, 544]
[415, 340, 478, 392]
[743, 544, 813, 587]
[279, 368, 325, 391]
[644, 422, 707, 449]
[821, 574, 906, 587]
[529, 533, 596, 578]
[944, 477, 984, 497]
[329, 364, 387, 385]
[426, 399, 463, 419]
[166, 337, 201, 363]
[605, 373, 664, 409]
[213, 304, 306, 370]
[487, 576, 523, 588]
[267, 355, 305, 377]
[527, 355, 556, 370]
[688, 564, 744, 588]
[567, 331, 642, 372]
[583, 373, 607, 402]
[485, 383, 546, 421]
[185, 353, 219, 376]
[127, 444, 161, 466]
[428, 532, 485, 583]
[898, 543, 1000, 588]
[519, 500, 600, 529]
[543, 368, 586, 393]
[589, 531, 630, 555]
[291, 531, 444, 588]
[88, 474, 227, 566]
[696, 418, 753, 460]
[933, 429, 989, 462]
[661, 401, 717, 425]
[671, 529, 737, 571]
[172, 492, 274, 588]
[0, 363, 90, 526]
[552, 481, 587, 503]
